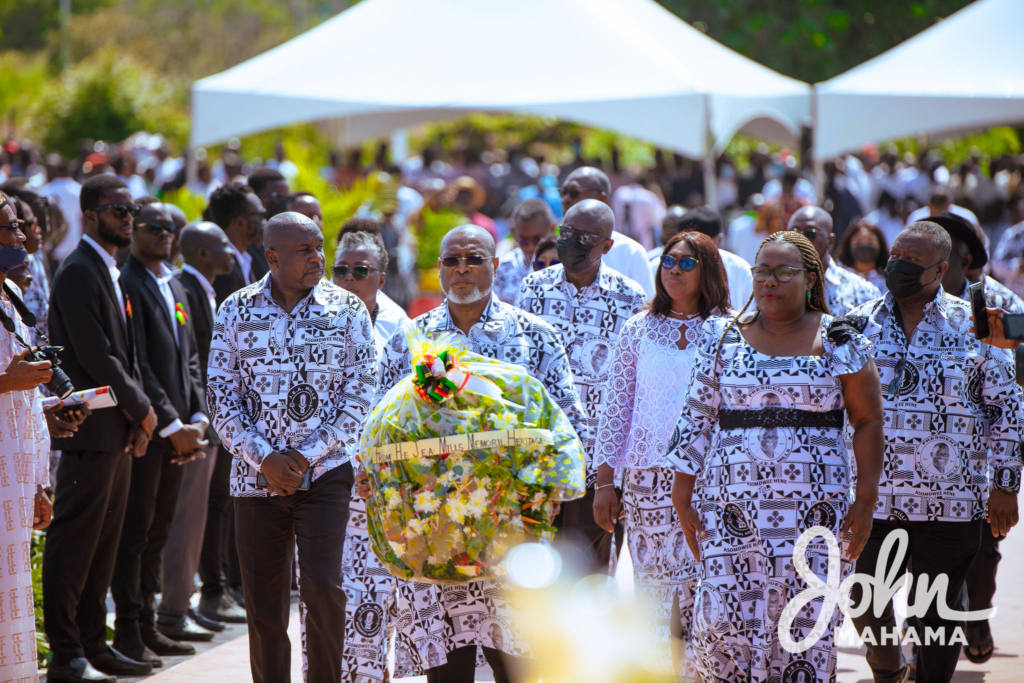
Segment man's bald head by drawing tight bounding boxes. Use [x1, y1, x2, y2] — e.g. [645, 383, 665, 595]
[564, 199, 614, 237]
[561, 166, 611, 212]
[263, 211, 320, 251]
[565, 167, 611, 196]
[788, 205, 834, 263]
[440, 224, 496, 258]
[179, 221, 227, 260]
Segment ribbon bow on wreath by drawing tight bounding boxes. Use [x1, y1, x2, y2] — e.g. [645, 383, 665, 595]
[413, 349, 502, 404]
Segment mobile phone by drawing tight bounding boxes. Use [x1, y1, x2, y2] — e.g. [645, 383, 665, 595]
[969, 282, 990, 340]
[1001, 313, 1024, 340]
[256, 468, 312, 492]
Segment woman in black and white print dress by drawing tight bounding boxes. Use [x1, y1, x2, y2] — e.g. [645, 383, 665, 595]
[665, 232, 884, 683]
[593, 231, 731, 671]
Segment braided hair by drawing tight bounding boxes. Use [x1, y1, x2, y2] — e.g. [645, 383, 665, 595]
[711, 231, 831, 388]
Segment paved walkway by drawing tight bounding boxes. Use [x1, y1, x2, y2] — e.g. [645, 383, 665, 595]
[83, 526, 1024, 682]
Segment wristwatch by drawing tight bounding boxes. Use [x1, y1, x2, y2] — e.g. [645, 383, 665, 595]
[995, 487, 1018, 496]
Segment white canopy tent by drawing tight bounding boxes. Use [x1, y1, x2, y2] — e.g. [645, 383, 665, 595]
[190, 0, 810, 175]
[815, 0, 1024, 159]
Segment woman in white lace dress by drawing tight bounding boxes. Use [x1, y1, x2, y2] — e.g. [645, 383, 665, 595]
[592, 231, 732, 669]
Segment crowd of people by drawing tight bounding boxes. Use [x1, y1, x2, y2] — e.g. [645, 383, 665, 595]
[0, 127, 1023, 683]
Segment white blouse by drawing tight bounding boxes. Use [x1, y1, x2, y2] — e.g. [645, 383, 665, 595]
[594, 311, 701, 471]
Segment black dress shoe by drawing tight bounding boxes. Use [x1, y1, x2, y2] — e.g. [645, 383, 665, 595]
[227, 584, 246, 609]
[156, 614, 215, 642]
[111, 635, 163, 669]
[46, 657, 116, 682]
[188, 607, 225, 632]
[88, 646, 153, 676]
[142, 627, 196, 655]
[198, 593, 247, 624]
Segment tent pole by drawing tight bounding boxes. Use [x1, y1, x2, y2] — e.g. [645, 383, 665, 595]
[703, 94, 718, 210]
[811, 83, 825, 206]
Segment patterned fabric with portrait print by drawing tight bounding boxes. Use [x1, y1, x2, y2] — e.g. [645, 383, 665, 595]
[493, 247, 531, 304]
[514, 262, 646, 485]
[848, 289, 1024, 523]
[664, 315, 872, 683]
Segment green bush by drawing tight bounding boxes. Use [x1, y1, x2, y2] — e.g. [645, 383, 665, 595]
[31, 47, 187, 158]
[32, 531, 49, 670]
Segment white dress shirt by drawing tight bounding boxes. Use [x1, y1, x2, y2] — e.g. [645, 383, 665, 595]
[181, 263, 218, 319]
[147, 262, 208, 438]
[228, 241, 253, 284]
[604, 230, 655, 299]
[81, 234, 125, 323]
[42, 177, 83, 262]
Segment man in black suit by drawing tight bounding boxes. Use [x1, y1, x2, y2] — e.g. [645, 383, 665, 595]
[209, 182, 266, 304]
[158, 221, 246, 633]
[246, 167, 290, 281]
[112, 198, 209, 666]
[44, 175, 158, 683]
[206, 182, 266, 608]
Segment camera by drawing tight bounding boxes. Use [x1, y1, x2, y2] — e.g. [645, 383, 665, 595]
[27, 346, 74, 399]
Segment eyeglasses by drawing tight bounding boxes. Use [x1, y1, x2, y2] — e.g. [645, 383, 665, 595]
[533, 259, 560, 271]
[561, 185, 593, 198]
[660, 255, 699, 271]
[138, 220, 178, 235]
[92, 203, 141, 219]
[559, 226, 610, 247]
[791, 227, 821, 241]
[244, 211, 267, 222]
[0, 219, 26, 232]
[331, 264, 382, 280]
[518, 237, 542, 248]
[440, 255, 487, 268]
[260, 192, 289, 206]
[750, 266, 810, 283]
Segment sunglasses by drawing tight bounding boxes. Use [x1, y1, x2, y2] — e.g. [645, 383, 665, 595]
[440, 255, 487, 268]
[660, 255, 699, 271]
[518, 237, 542, 248]
[791, 227, 820, 241]
[331, 264, 382, 280]
[559, 226, 609, 247]
[751, 266, 810, 283]
[92, 203, 141, 219]
[558, 187, 589, 200]
[533, 259, 560, 271]
[138, 220, 178, 235]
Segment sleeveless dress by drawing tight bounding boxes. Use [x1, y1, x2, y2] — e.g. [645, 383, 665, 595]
[594, 311, 703, 668]
[665, 315, 872, 683]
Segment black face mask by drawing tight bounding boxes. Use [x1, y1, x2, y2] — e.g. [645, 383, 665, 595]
[851, 244, 880, 264]
[556, 234, 598, 274]
[884, 258, 939, 299]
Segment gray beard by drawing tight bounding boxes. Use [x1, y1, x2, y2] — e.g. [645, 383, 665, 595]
[446, 286, 488, 304]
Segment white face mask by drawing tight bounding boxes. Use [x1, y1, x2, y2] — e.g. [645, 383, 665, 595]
[446, 286, 488, 304]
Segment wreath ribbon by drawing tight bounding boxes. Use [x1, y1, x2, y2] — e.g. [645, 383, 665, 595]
[412, 349, 502, 404]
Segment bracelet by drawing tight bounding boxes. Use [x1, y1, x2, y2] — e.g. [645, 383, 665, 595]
[595, 483, 615, 491]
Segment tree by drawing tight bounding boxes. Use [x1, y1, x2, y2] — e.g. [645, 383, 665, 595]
[655, 0, 973, 83]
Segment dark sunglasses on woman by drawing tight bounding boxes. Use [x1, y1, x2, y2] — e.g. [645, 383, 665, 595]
[660, 255, 699, 271]
[533, 259, 560, 271]
[331, 264, 383, 280]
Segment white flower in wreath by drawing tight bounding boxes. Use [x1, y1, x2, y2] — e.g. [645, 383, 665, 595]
[446, 498, 469, 523]
[407, 518, 426, 537]
[384, 488, 402, 510]
[414, 491, 441, 514]
[389, 540, 406, 556]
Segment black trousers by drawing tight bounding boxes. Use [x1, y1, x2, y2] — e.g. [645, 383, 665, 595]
[111, 441, 186, 636]
[42, 450, 132, 663]
[553, 486, 622, 575]
[199, 444, 234, 599]
[850, 519, 982, 683]
[966, 528, 1003, 614]
[235, 463, 353, 683]
[424, 644, 524, 683]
